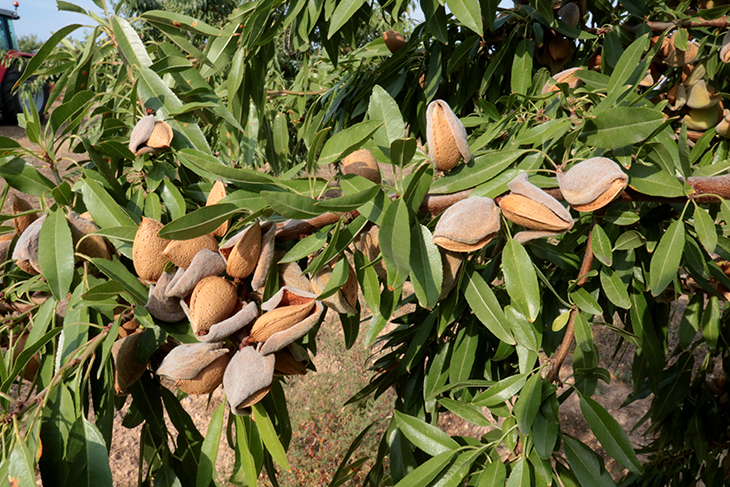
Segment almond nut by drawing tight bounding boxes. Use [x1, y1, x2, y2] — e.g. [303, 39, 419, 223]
[433, 197, 501, 252]
[223, 223, 262, 279]
[343, 149, 381, 184]
[190, 276, 238, 336]
[426, 100, 470, 172]
[11, 195, 37, 236]
[383, 31, 406, 54]
[498, 173, 573, 243]
[206, 179, 229, 237]
[163, 233, 218, 270]
[557, 158, 628, 212]
[223, 346, 275, 415]
[133, 217, 171, 282]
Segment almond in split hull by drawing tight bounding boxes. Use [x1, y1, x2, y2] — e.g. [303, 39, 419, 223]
[499, 194, 571, 231]
[112, 333, 147, 394]
[224, 222, 262, 279]
[432, 197, 500, 252]
[223, 346, 275, 415]
[163, 233, 218, 270]
[206, 179, 229, 237]
[190, 276, 238, 336]
[11, 195, 37, 236]
[250, 301, 316, 344]
[498, 173, 573, 243]
[383, 30, 406, 54]
[250, 223, 276, 291]
[343, 149, 381, 184]
[426, 100, 470, 172]
[557, 157, 628, 212]
[133, 217, 171, 282]
[175, 353, 230, 395]
[256, 287, 324, 355]
[68, 211, 112, 260]
[274, 347, 308, 375]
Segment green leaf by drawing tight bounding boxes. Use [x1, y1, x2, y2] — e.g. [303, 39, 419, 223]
[160, 180, 186, 221]
[393, 450, 455, 487]
[196, 402, 224, 487]
[570, 288, 603, 315]
[158, 204, 240, 240]
[579, 395, 642, 473]
[318, 120, 383, 165]
[563, 437, 616, 487]
[17, 24, 83, 85]
[0, 157, 55, 197]
[511, 38, 533, 95]
[502, 239, 540, 322]
[580, 108, 665, 149]
[314, 186, 381, 212]
[600, 267, 631, 309]
[552, 310, 571, 332]
[390, 138, 418, 167]
[409, 225, 443, 309]
[505, 456, 531, 487]
[38, 211, 74, 300]
[449, 322, 479, 384]
[281, 228, 330, 264]
[694, 205, 717, 253]
[368, 85, 405, 145]
[141, 10, 224, 36]
[702, 295, 720, 352]
[446, 0, 483, 35]
[475, 461, 506, 487]
[394, 411, 459, 456]
[430, 150, 525, 194]
[607, 33, 649, 94]
[328, 0, 367, 38]
[379, 199, 411, 290]
[81, 179, 138, 228]
[233, 416, 259, 487]
[473, 374, 527, 407]
[7, 441, 34, 487]
[354, 251, 380, 313]
[39, 384, 75, 485]
[261, 191, 323, 219]
[438, 398, 491, 427]
[650, 219, 685, 296]
[464, 267, 516, 344]
[65, 418, 114, 487]
[317, 257, 349, 300]
[91, 257, 148, 306]
[513, 373, 543, 434]
[614, 230, 645, 251]
[178, 149, 277, 186]
[573, 311, 593, 351]
[591, 224, 613, 267]
[252, 403, 290, 471]
[627, 164, 685, 197]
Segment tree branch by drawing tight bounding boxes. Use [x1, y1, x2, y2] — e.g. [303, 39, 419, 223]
[642, 16, 730, 31]
[547, 226, 594, 383]
[275, 175, 730, 241]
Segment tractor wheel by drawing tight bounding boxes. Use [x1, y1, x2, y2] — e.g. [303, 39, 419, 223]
[1, 67, 50, 125]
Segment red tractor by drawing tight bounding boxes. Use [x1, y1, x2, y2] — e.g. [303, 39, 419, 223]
[0, 1, 49, 124]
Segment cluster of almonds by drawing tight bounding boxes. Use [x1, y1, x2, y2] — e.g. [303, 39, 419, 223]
[113, 180, 352, 414]
[429, 157, 628, 261]
[3, 195, 112, 274]
[535, 0, 586, 73]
